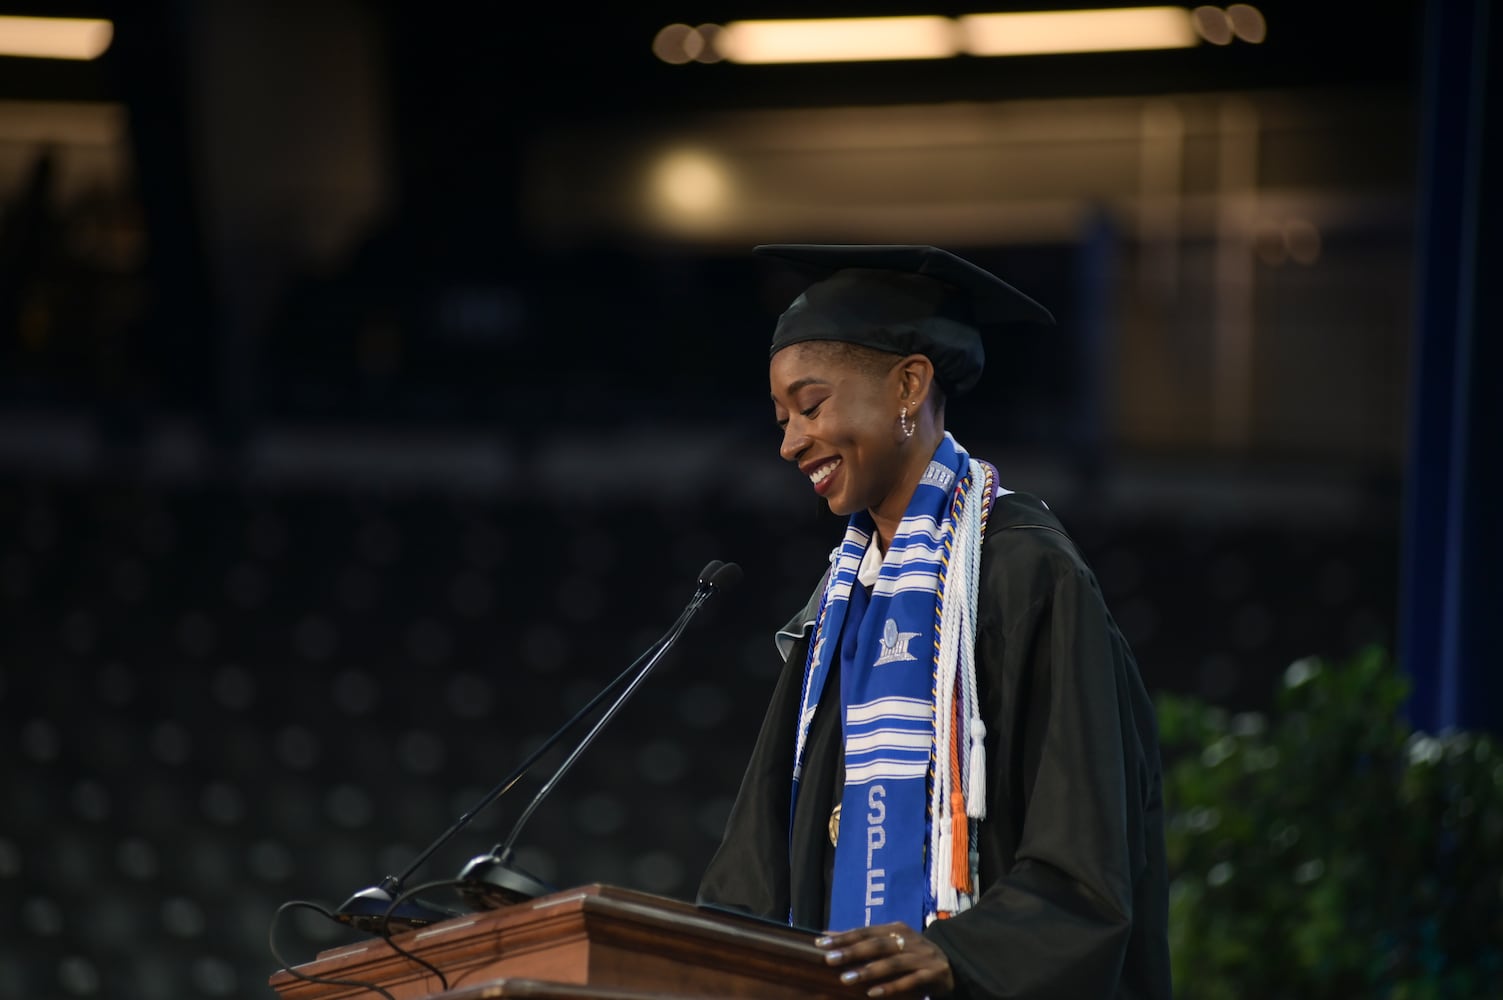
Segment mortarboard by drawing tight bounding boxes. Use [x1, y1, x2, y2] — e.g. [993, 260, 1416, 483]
[756, 243, 1055, 397]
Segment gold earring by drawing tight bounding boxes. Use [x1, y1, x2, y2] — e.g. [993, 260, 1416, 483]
[899, 406, 913, 441]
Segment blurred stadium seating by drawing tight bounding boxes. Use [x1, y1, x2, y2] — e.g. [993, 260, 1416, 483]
[0, 458, 1396, 999]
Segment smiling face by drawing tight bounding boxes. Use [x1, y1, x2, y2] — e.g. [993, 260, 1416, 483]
[771, 342, 931, 523]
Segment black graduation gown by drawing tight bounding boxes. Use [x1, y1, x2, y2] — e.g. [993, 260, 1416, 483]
[698, 491, 1173, 1000]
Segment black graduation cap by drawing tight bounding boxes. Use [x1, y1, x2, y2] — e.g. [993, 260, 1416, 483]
[756, 244, 1055, 397]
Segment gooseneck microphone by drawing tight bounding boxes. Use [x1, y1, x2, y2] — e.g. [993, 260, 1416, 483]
[330, 559, 739, 932]
[457, 560, 742, 908]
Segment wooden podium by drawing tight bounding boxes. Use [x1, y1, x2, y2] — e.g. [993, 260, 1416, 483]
[269, 884, 866, 1000]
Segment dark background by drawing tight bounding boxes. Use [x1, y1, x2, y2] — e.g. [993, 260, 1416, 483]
[1, 2, 1481, 998]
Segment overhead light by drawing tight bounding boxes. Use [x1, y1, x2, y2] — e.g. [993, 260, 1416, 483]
[652, 22, 725, 64]
[715, 16, 957, 64]
[1225, 4, 1268, 44]
[649, 148, 733, 223]
[656, 6, 1268, 65]
[1192, 6, 1235, 45]
[0, 15, 114, 61]
[960, 7, 1199, 56]
[652, 23, 700, 66]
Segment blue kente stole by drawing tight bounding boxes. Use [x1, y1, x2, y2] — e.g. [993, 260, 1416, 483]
[791, 434, 968, 930]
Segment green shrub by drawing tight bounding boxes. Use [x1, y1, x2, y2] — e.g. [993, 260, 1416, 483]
[1157, 646, 1503, 998]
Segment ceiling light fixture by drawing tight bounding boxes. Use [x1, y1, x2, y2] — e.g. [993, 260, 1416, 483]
[960, 7, 1199, 56]
[714, 16, 958, 65]
[0, 15, 114, 61]
[654, 6, 1267, 65]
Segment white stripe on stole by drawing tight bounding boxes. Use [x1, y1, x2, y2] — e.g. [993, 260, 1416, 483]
[890, 517, 945, 542]
[874, 558, 943, 583]
[830, 562, 863, 583]
[872, 576, 943, 598]
[875, 546, 944, 569]
[833, 544, 867, 572]
[845, 758, 931, 784]
[844, 729, 933, 752]
[846, 696, 933, 723]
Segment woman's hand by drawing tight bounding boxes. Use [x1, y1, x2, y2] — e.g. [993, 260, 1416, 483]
[816, 921, 955, 998]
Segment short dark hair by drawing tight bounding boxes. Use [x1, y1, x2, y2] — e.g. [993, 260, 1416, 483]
[799, 341, 948, 414]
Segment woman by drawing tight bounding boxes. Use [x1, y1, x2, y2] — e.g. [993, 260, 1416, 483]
[698, 245, 1171, 999]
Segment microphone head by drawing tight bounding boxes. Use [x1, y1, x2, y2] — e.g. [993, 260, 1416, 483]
[333, 882, 459, 934]
[708, 561, 743, 591]
[456, 848, 556, 910]
[696, 559, 725, 585]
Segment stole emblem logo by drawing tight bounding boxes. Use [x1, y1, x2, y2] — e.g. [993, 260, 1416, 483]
[874, 618, 920, 665]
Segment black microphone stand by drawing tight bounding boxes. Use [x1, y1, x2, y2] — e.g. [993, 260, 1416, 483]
[457, 561, 742, 909]
[330, 561, 732, 933]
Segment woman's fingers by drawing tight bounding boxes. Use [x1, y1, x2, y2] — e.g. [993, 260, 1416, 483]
[816, 922, 954, 997]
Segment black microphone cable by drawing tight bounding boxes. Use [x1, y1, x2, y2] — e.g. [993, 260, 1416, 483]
[374, 878, 469, 990]
[269, 899, 397, 1000]
[269, 877, 468, 998]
